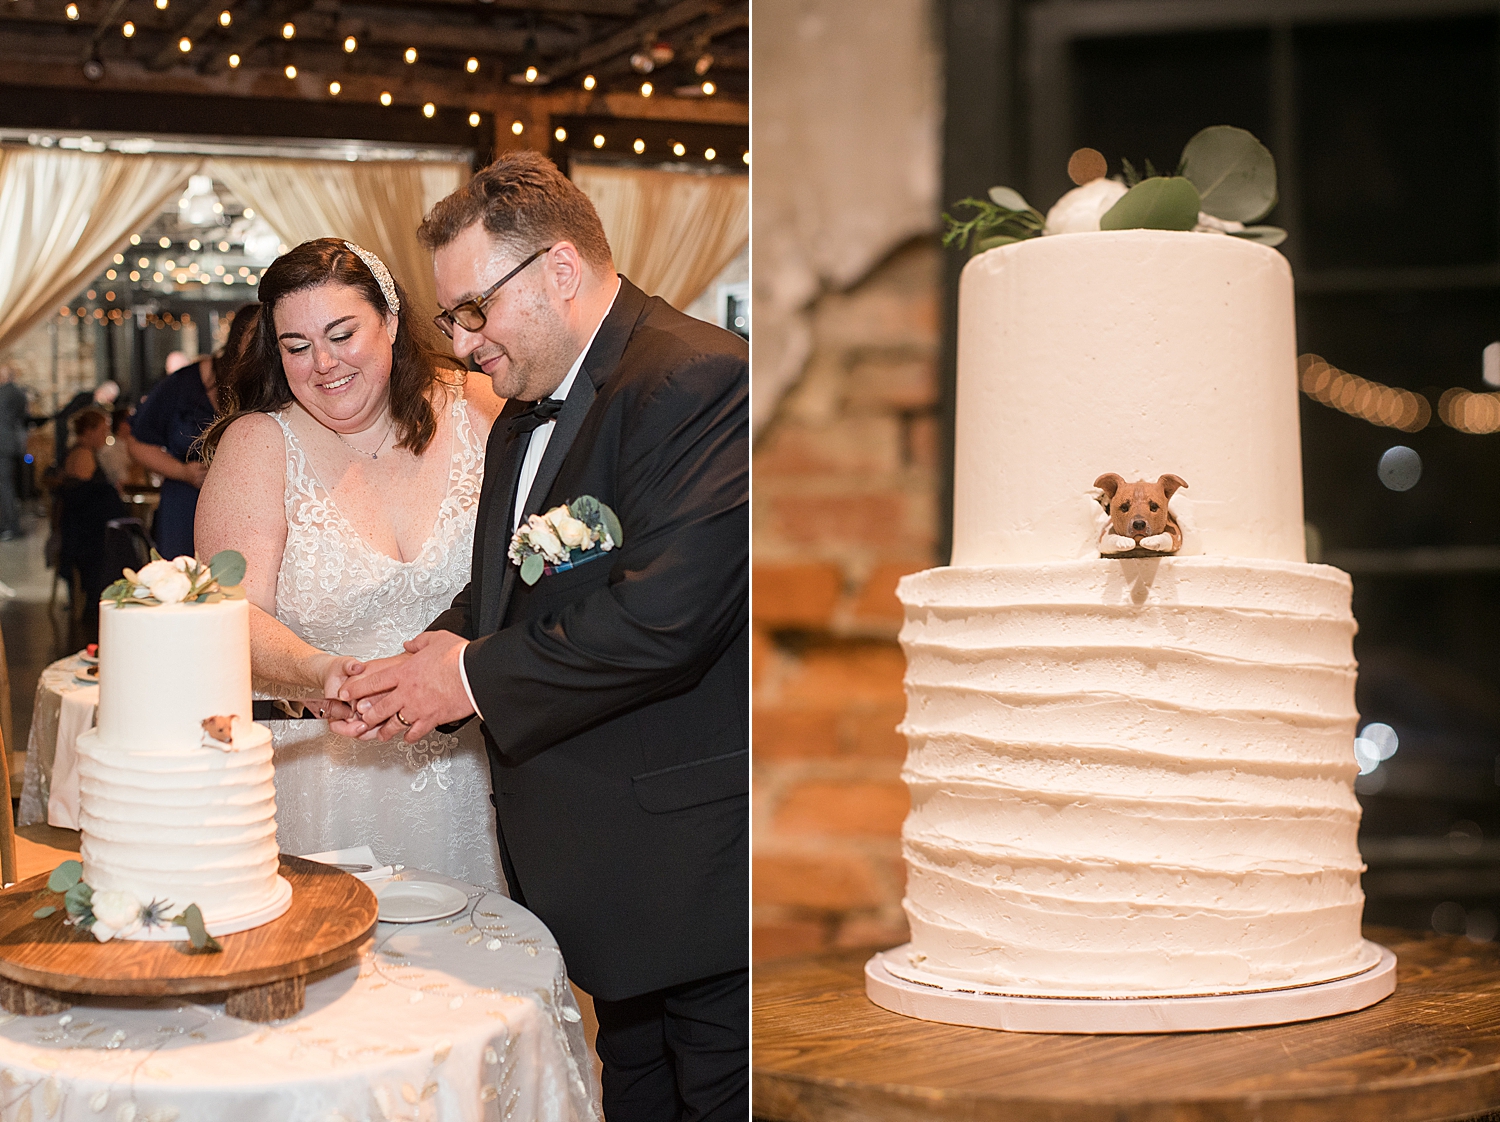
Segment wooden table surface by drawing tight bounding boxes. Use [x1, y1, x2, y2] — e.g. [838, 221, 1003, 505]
[754, 927, 1500, 1122]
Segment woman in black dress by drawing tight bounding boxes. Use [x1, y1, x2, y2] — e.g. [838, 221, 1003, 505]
[56, 408, 125, 641]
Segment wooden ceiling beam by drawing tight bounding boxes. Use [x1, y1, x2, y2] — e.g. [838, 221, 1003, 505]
[545, 0, 730, 82]
[335, 15, 582, 55]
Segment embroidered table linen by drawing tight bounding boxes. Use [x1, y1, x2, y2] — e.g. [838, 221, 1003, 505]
[0, 874, 598, 1121]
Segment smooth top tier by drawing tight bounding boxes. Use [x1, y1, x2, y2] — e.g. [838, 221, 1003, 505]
[96, 598, 253, 751]
[951, 230, 1305, 566]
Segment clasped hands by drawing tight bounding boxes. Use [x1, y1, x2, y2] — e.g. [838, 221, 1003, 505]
[323, 630, 475, 743]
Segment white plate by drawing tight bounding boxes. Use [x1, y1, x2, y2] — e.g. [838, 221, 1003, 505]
[377, 880, 469, 923]
[72, 669, 99, 686]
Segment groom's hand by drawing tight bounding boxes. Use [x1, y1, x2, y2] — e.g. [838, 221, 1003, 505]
[338, 631, 475, 743]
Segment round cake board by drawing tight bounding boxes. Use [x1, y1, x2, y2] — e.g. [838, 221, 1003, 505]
[865, 941, 1397, 1034]
[0, 856, 376, 1022]
[119, 875, 293, 941]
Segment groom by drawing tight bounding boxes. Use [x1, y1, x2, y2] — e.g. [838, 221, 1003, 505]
[334, 152, 748, 1120]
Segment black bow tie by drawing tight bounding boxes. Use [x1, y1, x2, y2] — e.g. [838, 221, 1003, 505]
[509, 397, 565, 438]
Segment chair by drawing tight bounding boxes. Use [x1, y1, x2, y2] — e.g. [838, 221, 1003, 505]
[102, 517, 155, 585]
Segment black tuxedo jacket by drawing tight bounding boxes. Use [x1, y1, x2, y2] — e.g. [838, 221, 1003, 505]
[430, 277, 748, 1002]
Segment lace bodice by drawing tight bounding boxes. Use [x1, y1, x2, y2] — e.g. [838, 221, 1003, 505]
[260, 395, 503, 891]
[271, 395, 482, 661]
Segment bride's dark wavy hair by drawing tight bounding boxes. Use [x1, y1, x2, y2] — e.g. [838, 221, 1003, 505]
[202, 238, 449, 461]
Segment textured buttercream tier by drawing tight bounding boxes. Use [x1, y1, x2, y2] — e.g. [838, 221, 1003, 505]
[896, 556, 1368, 996]
[77, 723, 280, 922]
[96, 599, 254, 751]
[81, 597, 281, 927]
[951, 230, 1304, 566]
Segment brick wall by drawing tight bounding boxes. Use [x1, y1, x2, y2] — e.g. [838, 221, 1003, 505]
[752, 237, 943, 960]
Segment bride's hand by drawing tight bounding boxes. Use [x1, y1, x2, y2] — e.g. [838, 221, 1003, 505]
[315, 653, 366, 701]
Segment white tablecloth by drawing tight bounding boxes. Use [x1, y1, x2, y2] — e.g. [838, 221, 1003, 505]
[19, 653, 96, 830]
[0, 873, 599, 1121]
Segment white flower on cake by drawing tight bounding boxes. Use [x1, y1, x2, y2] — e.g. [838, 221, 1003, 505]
[89, 889, 144, 941]
[104, 549, 246, 608]
[1043, 177, 1127, 235]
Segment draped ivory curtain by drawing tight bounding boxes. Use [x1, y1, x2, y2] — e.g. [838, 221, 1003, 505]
[0, 150, 204, 356]
[207, 159, 468, 321]
[0, 151, 469, 362]
[570, 164, 748, 312]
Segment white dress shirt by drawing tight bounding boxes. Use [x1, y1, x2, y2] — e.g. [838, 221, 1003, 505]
[455, 285, 619, 720]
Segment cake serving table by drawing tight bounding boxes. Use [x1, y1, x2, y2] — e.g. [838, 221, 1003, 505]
[755, 927, 1500, 1122]
[0, 867, 597, 1121]
[0, 855, 374, 1022]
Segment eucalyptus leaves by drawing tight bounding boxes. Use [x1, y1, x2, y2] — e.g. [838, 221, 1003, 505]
[32, 860, 221, 951]
[103, 549, 247, 608]
[943, 126, 1287, 255]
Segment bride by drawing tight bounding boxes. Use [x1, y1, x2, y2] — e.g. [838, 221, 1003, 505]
[197, 237, 504, 887]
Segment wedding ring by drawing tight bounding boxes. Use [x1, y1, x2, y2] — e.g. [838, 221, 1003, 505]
[395, 711, 413, 727]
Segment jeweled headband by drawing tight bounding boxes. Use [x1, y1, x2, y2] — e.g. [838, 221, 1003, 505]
[342, 241, 401, 316]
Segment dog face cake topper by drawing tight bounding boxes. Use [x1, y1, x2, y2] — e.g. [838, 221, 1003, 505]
[1094, 473, 1188, 557]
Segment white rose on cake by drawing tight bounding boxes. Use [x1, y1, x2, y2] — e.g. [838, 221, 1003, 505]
[89, 889, 143, 942]
[1043, 177, 1128, 235]
[133, 559, 193, 603]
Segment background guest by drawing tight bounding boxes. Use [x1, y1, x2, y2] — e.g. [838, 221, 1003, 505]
[57, 408, 125, 641]
[128, 305, 259, 557]
[53, 380, 118, 475]
[0, 363, 29, 541]
[95, 408, 141, 490]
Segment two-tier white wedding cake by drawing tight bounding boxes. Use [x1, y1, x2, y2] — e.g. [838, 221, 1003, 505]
[75, 595, 288, 933]
[890, 230, 1377, 998]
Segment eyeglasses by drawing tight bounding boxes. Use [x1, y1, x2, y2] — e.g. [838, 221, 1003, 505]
[432, 244, 553, 339]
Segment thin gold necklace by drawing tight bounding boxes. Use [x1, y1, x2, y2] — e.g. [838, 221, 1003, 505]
[333, 419, 393, 460]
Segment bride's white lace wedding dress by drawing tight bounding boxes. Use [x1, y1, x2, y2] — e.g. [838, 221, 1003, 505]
[259, 394, 502, 889]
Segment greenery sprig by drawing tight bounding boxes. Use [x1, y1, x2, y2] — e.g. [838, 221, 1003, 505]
[34, 860, 222, 952]
[943, 126, 1288, 255]
[941, 187, 1046, 255]
[103, 549, 247, 608]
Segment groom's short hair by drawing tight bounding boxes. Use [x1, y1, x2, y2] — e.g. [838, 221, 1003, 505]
[419, 152, 613, 270]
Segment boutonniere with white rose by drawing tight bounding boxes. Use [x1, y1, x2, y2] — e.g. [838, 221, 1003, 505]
[508, 495, 624, 586]
[102, 549, 247, 607]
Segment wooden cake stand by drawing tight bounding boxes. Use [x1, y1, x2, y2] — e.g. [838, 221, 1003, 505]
[0, 855, 376, 1023]
[755, 926, 1500, 1122]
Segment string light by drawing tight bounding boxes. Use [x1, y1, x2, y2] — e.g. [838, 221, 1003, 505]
[217, 239, 229, 250]
[328, 80, 341, 95]
[422, 102, 435, 117]
[554, 127, 567, 142]
[188, 238, 200, 250]
[702, 80, 715, 95]
[106, 269, 117, 280]
[129, 234, 140, 245]
[284, 64, 297, 78]
[632, 138, 645, 154]
[671, 141, 685, 157]
[113, 254, 124, 264]
[593, 134, 605, 149]
[466, 57, 479, 73]
[228, 53, 240, 67]
[178, 37, 192, 52]
[524, 65, 538, 83]
[582, 74, 595, 90]
[154, 0, 167, 9]
[380, 91, 392, 106]
[468, 112, 481, 127]
[218, 9, 230, 26]
[404, 47, 417, 64]
[1440, 389, 1500, 434]
[742, 150, 749, 165]
[640, 81, 652, 97]
[510, 120, 523, 135]
[281, 21, 295, 38]
[121, 20, 134, 35]
[704, 147, 716, 160]
[65, 3, 78, 18]
[1299, 355, 1430, 432]
[157, 237, 170, 248]
[343, 35, 357, 53]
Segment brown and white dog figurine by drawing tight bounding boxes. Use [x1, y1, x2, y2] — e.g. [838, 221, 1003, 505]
[1094, 473, 1188, 557]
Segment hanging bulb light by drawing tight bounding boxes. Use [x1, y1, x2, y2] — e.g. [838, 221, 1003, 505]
[640, 80, 653, 97]
[379, 91, 392, 106]
[227, 52, 240, 67]
[328, 80, 341, 95]
[468, 112, 481, 127]
[178, 36, 192, 52]
[121, 20, 134, 36]
[582, 74, 595, 91]
[218, 9, 231, 26]
[554, 127, 567, 142]
[422, 102, 435, 117]
[510, 120, 523, 135]
[281, 21, 295, 38]
[466, 57, 479, 73]
[404, 46, 417, 64]
[284, 64, 297, 78]
[343, 35, 357, 53]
